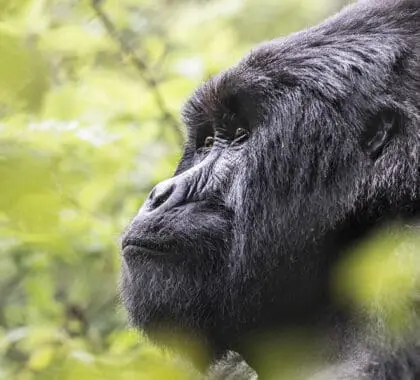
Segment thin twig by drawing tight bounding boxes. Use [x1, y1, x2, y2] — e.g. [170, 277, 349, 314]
[91, 0, 184, 145]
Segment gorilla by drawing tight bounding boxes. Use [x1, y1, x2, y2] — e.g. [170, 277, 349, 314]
[121, 0, 420, 378]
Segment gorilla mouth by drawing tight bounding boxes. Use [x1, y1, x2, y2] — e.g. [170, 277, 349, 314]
[121, 237, 171, 258]
[122, 244, 166, 258]
[122, 201, 234, 262]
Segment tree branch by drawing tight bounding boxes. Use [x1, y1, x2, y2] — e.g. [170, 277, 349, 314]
[91, 0, 184, 145]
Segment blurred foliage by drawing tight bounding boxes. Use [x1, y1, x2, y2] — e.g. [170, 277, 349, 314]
[333, 226, 420, 336]
[4, 0, 408, 379]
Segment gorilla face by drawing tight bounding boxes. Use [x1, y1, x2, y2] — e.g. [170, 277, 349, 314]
[121, 0, 420, 359]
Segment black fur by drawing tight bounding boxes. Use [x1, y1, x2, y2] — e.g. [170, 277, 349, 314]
[121, 0, 420, 378]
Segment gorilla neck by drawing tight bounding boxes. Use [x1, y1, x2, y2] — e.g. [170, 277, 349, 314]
[231, 208, 420, 379]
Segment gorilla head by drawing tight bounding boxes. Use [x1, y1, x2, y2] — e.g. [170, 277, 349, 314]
[121, 0, 420, 376]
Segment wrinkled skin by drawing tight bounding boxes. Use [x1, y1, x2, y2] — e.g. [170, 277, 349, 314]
[121, 0, 420, 378]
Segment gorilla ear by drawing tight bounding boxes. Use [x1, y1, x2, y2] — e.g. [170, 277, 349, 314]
[362, 109, 401, 160]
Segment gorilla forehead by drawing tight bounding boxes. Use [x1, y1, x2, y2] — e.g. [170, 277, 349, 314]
[183, 2, 419, 131]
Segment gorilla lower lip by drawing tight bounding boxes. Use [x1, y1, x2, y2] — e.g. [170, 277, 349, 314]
[122, 245, 166, 257]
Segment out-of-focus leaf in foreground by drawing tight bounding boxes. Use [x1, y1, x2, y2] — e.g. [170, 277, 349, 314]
[333, 226, 420, 334]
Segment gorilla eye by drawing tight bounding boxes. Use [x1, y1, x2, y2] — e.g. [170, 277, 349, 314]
[204, 136, 214, 148]
[234, 128, 250, 142]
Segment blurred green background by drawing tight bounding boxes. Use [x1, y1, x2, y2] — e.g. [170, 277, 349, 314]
[0, 0, 367, 379]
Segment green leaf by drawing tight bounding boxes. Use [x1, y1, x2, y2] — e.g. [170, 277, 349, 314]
[0, 29, 49, 113]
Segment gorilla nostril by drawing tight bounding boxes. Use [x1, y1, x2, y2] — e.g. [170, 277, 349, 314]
[149, 183, 175, 210]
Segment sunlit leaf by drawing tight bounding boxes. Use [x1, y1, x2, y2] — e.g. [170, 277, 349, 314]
[0, 29, 49, 112]
[28, 346, 56, 371]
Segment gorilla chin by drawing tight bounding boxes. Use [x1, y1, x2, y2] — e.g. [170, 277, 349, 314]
[121, 0, 420, 378]
[121, 199, 235, 352]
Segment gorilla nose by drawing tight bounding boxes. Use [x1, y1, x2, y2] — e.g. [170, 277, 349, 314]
[145, 180, 179, 212]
